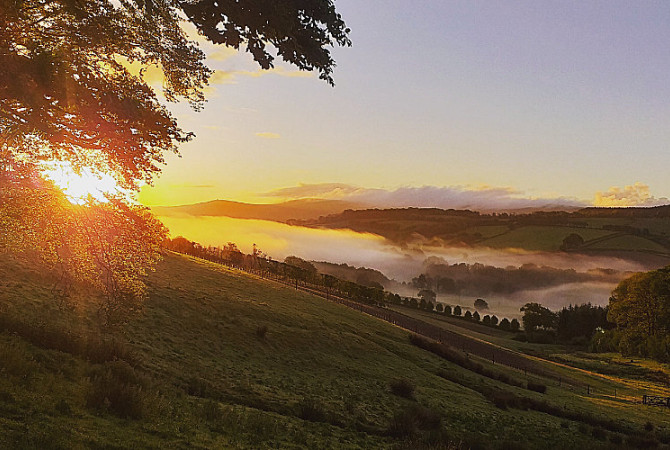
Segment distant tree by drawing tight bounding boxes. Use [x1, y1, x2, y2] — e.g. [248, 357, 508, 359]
[473, 311, 481, 322]
[491, 315, 499, 326]
[409, 298, 419, 309]
[418, 289, 437, 304]
[520, 303, 557, 332]
[499, 318, 511, 331]
[510, 318, 521, 332]
[444, 305, 452, 316]
[557, 303, 612, 341]
[453, 305, 462, 316]
[560, 233, 585, 251]
[436, 303, 444, 313]
[464, 310, 472, 320]
[426, 302, 434, 312]
[474, 298, 489, 311]
[482, 315, 491, 325]
[419, 298, 427, 310]
[284, 256, 317, 277]
[436, 277, 457, 294]
[412, 274, 430, 290]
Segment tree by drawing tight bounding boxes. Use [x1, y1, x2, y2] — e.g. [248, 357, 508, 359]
[435, 303, 444, 313]
[474, 298, 489, 311]
[464, 310, 472, 320]
[490, 315, 499, 326]
[499, 318, 511, 331]
[453, 305, 462, 316]
[418, 289, 436, 303]
[482, 315, 491, 325]
[444, 305, 452, 316]
[510, 318, 521, 332]
[606, 267, 670, 361]
[1, 0, 350, 186]
[520, 303, 556, 332]
[2, 0, 350, 318]
[560, 233, 584, 251]
[472, 311, 480, 322]
[0, 171, 167, 324]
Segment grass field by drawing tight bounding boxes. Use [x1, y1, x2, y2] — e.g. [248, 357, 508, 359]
[582, 234, 669, 253]
[1, 252, 669, 449]
[478, 226, 615, 251]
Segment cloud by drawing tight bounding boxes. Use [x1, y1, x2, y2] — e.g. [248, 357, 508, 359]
[593, 182, 669, 207]
[264, 183, 586, 212]
[209, 66, 314, 86]
[255, 132, 281, 139]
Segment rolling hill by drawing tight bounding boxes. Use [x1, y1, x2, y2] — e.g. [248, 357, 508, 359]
[289, 206, 670, 262]
[1, 253, 669, 448]
[151, 198, 361, 223]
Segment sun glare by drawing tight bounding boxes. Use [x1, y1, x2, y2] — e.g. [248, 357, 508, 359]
[41, 162, 120, 204]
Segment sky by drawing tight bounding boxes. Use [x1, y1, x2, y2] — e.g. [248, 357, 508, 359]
[138, 0, 670, 209]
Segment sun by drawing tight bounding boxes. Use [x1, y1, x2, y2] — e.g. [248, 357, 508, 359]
[40, 162, 120, 204]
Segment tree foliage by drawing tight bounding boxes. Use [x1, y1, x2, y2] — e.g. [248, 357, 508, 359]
[1, 0, 350, 318]
[601, 267, 670, 361]
[520, 302, 556, 332]
[0, 165, 167, 323]
[1, 0, 350, 187]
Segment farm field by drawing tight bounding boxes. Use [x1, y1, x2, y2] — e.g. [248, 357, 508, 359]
[0, 253, 668, 449]
[477, 226, 616, 252]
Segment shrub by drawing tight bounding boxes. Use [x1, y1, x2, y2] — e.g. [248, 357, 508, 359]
[609, 434, 623, 445]
[387, 405, 441, 438]
[256, 325, 268, 339]
[591, 427, 607, 440]
[390, 378, 415, 399]
[527, 381, 547, 394]
[297, 397, 327, 423]
[86, 360, 149, 419]
[626, 435, 660, 449]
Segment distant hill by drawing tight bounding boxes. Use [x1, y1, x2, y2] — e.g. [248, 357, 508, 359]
[289, 206, 670, 260]
[575, 204, 670, 218]
[151, 198, 362, 222]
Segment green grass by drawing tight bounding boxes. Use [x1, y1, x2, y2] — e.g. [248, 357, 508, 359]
[1, 252, 670, 448]
[582, 234, 669, 253]
[479, 226, 615, 251]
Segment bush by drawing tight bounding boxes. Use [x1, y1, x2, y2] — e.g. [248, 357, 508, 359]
[626, 435, 660, 449]
[390, 378, 415, 399]
[609, 434, 623, 445]
[297, 397, 327, 423]
[86, 360, 150, 419]
[527, 381, 547, 394]
[256, 325, 268, 339]
[387, 405, 441, 438]
[591, 427, 607, 440]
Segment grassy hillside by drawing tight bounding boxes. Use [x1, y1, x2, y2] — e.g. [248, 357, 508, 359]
[1, 253, 669, 449]
[293, 207, 670, 260]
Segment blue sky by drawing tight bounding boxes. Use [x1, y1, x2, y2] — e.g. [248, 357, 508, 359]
[139, 0, 670, 208]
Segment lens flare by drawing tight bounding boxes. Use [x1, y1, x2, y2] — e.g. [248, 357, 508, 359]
[41, 162, 120, 204]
